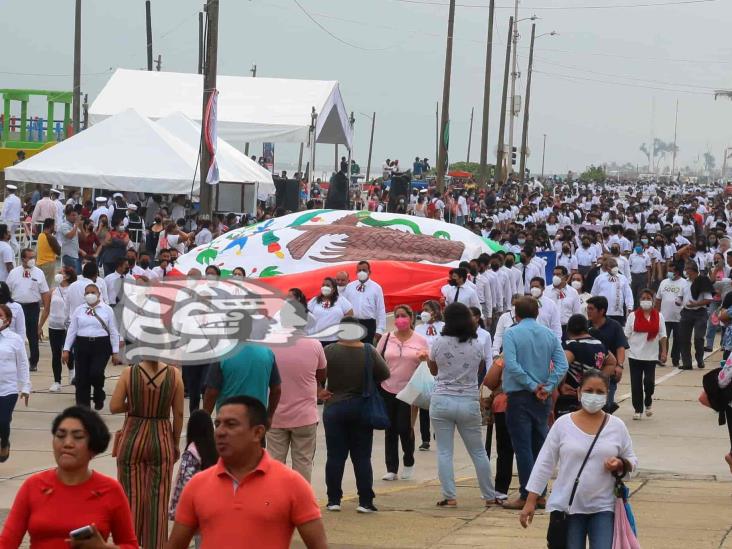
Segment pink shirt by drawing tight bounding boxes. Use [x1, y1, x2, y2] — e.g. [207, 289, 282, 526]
[271, 337, 327, 429]
[378, 331, 428, 395]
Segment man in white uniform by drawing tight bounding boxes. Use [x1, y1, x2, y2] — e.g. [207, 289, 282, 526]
[545, 266, 581, 336]
[342, 260, 386, 344]
[90, 196, 111, 227]
[590, 257, 634, 326]
[2, 184, 21, 253]
[529, 277, 562, 340]
[654, 261, 688, 367]
[441, 267, 481, 309]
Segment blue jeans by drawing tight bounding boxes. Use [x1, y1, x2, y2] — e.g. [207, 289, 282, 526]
[62, 255, 82, 276]
[323, 397, 375, 507]
[705, 302, 721, 349]
[567, 511, 615, 549]
[0, 394, 19, 447]
[505, 391, 552, 499]
[430, 394, 498, 500]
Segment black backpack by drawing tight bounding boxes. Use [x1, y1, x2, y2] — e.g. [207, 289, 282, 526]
[702, 367, 732, 425]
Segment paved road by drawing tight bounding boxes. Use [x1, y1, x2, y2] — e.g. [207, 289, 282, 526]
[1, 342, 731, 547]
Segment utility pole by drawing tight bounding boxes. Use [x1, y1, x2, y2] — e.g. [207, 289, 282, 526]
[198, 11, 204, 74]
[519, 23, 535, 179]
[297, 143, 304, 174]
[466, 107, 474, 163]
[334, 145, 338, 173]
[496, 17, 513, 184]
[671, 99, 679, 176]
[541, 133, 546, 179]
[507, 0, 519, 175]
[366, 112, 376, 183]
[145, 0, 153, 71]
[436, 0, 456, 193]
[199, 0, 219, 217]
[479, 0, 495, 183]
[82, 94, 89, 130]
[155, 54, 162, 71]
[244, 63, 256, 158]
[72, 0, 82, 134]
[435, 101, 439, 166]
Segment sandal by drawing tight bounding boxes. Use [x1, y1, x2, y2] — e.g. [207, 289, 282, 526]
[436, 499, 457, 507]
[485, 498, 505, 507]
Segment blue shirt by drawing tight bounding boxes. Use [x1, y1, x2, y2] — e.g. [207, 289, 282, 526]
[502, 318, 569, 393]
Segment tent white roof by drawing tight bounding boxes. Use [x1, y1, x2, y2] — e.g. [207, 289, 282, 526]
[4, 108, 275, 196]
[90, 69, 353, 148]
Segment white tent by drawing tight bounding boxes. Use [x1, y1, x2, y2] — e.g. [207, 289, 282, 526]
[4, 108, 275, 197]
[90, 69, 353, 148]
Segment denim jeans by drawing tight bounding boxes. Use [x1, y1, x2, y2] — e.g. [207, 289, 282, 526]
[0, 394, 19, 447]
[566, 511, 615, 549]
[430, 394, 498, 500]
[323, 397, 375, 507]
[62, 255, 82, 276]
[665, 321, 681, 365]
[679, 308, 707, 368]
[505, 390, 552, 499]
[705, 302, 721, 349]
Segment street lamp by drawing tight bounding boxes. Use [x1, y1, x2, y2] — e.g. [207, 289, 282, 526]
[519, 27, 557, 180]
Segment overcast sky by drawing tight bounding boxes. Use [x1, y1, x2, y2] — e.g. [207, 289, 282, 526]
[2, 0, 732, 176]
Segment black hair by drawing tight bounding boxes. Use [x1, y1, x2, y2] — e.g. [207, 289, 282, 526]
[422, 299, 443, 322]
[218, 395, 268, 429]
[51, 406, 111, 455]
[288, 288, 309, 312]
[20, 248, 33, 261]
[468, 306, 485, 330]
[186, 409, 218, 470]
[566, 313, 590, 336]
[554, 265, 569, 277]
[357, 260, 371, 271]
[316, 277, 339, 304]
[450, 267, 468, 283]
[441, 302, 478, 342]
[43, 217, 55, 230]
[0, 282, 12, 304]
[115, 257, 128, 270]
[530, 276, 545, 289]
[0, 224, 8, 241]
[581, 370, 610, 389]
[205, 265, 221, 276]
[82, 261, 98, 279]
[587, 295, 609, 315]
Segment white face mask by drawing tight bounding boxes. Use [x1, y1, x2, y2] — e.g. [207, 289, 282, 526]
[26, 259, 36, 269]
[337, 285, 347, 293]
[610, 267, 619, 276]
[571, 280, 583, 291]
[357, 271, 369, 283]
[530, 287, 543, 298]
[420, 311, 432, 324]
[54, 273, 64, 285]
[84, 293, 98, 305]
[552, 276, 562, 287]
[321, 286, 333, 297]
[639, 300, 653, 311]
[580, 392, 606, 414]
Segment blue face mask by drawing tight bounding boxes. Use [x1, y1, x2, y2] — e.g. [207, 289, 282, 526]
[634, 246, 643, 254]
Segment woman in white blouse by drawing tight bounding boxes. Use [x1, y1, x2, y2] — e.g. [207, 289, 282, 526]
[63, 284, 122, 410]
[0, 282, 25, 342]
[39, 267, 76, 392]
[0, 303, 30, 463]
[569, 272, 593, 318]
[307, 277, 353, 346]
[520, 372, 637, 549]
[414, 300, 444, 451]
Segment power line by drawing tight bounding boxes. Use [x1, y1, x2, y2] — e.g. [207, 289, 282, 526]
[532, 69, 711, 95]
[387, 0, 717, 9]
[0, 68, 114, 78]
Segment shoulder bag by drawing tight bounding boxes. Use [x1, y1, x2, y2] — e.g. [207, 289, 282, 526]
[360, 343, 390, 430]
[547, 414, 609, 549]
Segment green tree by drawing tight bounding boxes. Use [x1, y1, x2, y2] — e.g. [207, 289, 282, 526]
[580, 165, 606, 182]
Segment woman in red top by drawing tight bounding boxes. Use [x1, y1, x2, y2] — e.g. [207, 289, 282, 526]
[0, 406, 138, 549]
[78, 219, 100, 265]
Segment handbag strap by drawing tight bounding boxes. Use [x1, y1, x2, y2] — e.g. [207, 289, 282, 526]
[89, 307, 111, 336]
[379, 332, 391, 359]
[362, 343, 375, 398]
[568, 414, 609, 509]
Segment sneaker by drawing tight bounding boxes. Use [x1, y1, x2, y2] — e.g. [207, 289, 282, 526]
[29, 364, 37, 372]
[645, 407, 653, 417]
[68, 369, 75, 385]
[698, 363, 706, 369]
[381, 472, 398, 481]
[326, 503, 341, 512]
[400, 466, 414, 480]
[356, 504, 378, 513]
[49, 382, 61, 392]
[632, 413, 642, 420]
[419, 442, 430, 451]
[94, 401, 104, 411]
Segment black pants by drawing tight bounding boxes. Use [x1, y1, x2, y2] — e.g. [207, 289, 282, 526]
[48, 328, 73, 383]
[380, 388, 415, 474]
[74, 336, 112, 408]
[182, 364, 209, 413]
[358, 318, 377, 344]
[630, 272, 647, 305]
[726, 407, 732, 454]
[485, 411, 514, 495]
[665, 321, 681, 365]
[679, 308, 707, 368]
[20, 302, 40, 368]
[628, 358, 656, 413]
[419, 408, 431, 444]
[0, 394, 18, 447]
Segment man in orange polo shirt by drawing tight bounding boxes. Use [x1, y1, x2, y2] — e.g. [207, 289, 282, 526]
[165, 395, 327, 549]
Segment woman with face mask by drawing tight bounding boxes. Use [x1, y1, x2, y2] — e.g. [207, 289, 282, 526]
[306, 277, 354, 347]
[624, 289, 668, 420]
[40, 268, 77, 393]
[569, 273, 592, 318]
[376, 305, 428, 482]
[520, 372, 638, 548]
[63, 284, 122, 409]
[0, 304, 30, 463]
[414, 300, 444, 450]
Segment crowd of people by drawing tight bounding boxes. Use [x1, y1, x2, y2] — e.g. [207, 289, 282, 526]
[0, 175, 729, 548]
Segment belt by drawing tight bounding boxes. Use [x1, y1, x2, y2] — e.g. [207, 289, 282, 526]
[76, 335, 110, 343]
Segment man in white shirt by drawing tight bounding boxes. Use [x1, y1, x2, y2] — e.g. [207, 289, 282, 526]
[65, 262, 110, 322]
[104, 258, 135, 306]
[545, 266, 581, 335]
[50, 188, 64, 230]
[171, 196, 187, 222]
[475, 260, 494, 328]
[6, 248, 50, 371]
[31, 190, 57, 227]
[429, 192, 446, 220]
[628, 244, 651, 304]
[195, 220, 213, 247]
[590, 258, 634, 326]
[529, 277, 562, 340]
[456, 192, 469, 226]
[0, 225, 15, 282]
[90, 196, 111, 227]
[441, 267, 481, 310]
[342, 260, 386, 344]
[519, 247, 544, 294]
[152, 249, 174, 280]
[654, 261, 687, 368]
[2, 184, 21, 253]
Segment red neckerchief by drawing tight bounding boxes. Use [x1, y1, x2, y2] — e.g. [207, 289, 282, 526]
[322, 300, 331, 309]
[633, 308, 660, 341]
[427, 325, 437, 336]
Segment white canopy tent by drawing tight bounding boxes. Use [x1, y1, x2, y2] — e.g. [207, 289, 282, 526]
[4, 108, 275, 202]
[90, 69, 353, 148]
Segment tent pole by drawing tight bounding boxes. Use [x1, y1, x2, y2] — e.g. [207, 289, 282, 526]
[309, 107, 317, 186]
[347, 111, 355, 209]
[297, 143, 304, 174]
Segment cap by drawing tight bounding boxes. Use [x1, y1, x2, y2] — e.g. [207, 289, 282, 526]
[65, 199, 75, 206]
[5, 184, 17, 191]
[128, 203, 138, 211]
[95, 196, 107, 203]
[113, 192, 123, 199]
[50, 188, 61, 195]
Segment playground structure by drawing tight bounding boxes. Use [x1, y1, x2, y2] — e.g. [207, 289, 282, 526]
[0, 88, 73, 171]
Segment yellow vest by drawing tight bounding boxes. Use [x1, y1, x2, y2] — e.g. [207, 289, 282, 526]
[36, 233, 57, 266]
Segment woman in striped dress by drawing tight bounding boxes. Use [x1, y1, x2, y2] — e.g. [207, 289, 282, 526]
[110, 360, 184, 548]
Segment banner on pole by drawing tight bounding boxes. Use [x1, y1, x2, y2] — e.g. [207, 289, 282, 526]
[263, 142, 275, 173]
[204, 89, 220, 185]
